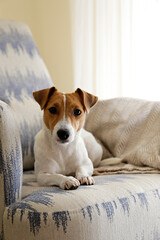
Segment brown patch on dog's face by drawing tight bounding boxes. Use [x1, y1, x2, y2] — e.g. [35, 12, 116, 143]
[65, 92, 86, 133]
[43, 91, 64, 132]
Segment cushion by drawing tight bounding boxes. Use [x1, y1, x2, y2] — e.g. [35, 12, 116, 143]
[0, 20, 52, 169]
[4, 171, 160, 239]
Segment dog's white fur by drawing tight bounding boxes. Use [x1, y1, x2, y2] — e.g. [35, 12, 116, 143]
[33, 88, 103, 190]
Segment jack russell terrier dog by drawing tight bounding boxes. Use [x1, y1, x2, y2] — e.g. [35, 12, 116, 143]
[33, 87, 103, 190]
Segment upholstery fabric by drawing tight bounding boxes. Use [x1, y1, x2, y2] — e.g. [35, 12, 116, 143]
[22, 171, 46, 199]
[0, 20, 52, 170]
[0, 100, 22, 240]
[3, 171, 160, 240]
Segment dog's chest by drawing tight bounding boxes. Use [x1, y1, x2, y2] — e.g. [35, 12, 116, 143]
[52, 143, 80, 175]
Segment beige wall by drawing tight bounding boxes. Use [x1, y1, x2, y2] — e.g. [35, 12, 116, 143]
[0, 0, 74, 92]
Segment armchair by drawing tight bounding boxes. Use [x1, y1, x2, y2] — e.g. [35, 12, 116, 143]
[1, 20, 160, 240]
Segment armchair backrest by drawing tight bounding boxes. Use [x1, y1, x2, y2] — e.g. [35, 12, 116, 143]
[0, 20, 52, 170]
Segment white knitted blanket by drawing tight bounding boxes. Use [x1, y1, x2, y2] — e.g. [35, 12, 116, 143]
[85, 98, 160, 174]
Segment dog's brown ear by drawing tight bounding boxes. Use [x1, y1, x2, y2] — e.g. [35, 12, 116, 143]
[75, 88, 98, 113]
[33, 86, 57, 110]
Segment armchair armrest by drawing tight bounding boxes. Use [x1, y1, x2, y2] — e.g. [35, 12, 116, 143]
[0, 100, 22, 239]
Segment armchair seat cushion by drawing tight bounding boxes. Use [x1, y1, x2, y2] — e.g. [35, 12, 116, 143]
[3, 172, 160, 240]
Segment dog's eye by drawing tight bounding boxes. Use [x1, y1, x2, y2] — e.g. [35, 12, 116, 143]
[74, 109, 82, 116]
[48, 107, 57, 114]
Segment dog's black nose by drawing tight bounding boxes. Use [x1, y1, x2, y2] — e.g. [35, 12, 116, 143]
[57, 129, 70, 141]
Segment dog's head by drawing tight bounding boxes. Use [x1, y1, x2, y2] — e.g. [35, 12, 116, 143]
[33, 87, 98, 144]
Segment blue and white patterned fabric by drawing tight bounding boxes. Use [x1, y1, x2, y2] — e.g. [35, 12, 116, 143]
[0, 101, 22, 240]
[0, 20, 52, 240]
[0, 20, 52, 170]
[3, 171, 160, 240]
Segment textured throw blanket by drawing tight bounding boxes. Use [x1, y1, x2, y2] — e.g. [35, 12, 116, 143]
[85, 98, 160, 175]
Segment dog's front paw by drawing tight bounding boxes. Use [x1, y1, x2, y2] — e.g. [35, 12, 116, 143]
[62, 176, 80, 190]
[77, 176, 95, 185]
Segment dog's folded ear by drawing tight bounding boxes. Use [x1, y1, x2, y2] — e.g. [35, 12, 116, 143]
[75, 88, 98, 113]
[33, 86, 57, 110]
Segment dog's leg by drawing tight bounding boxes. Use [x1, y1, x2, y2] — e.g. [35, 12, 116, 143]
[76, 165, 95, 185]
[37, 172, 80, 190]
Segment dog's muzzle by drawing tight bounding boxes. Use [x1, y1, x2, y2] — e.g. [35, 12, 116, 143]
[57, 129, 70, 142]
